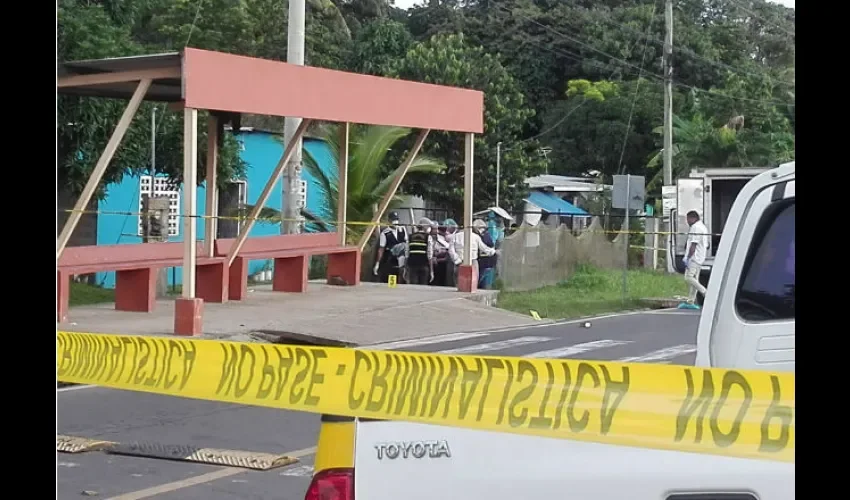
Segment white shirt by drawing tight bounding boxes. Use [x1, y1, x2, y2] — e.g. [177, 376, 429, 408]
[686, 220, 710, 265]
[448, 230, 495, 265]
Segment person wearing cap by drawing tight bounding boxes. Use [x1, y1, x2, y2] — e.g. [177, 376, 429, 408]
[475, 218, 498, 289]
[374, 211, 408, 284]
[432, 220, 452, 286]
[443, 218, 460, 286]
[447, 218, 497, 286]
[405, 217, 435, 285]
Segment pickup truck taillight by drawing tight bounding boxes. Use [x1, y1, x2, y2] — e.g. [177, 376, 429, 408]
[304, 468, 354, 500]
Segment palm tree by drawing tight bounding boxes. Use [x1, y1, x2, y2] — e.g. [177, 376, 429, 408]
[646, 114, 775, 190]
[301, 124, 445, 244]
[235, 124, 445, 243]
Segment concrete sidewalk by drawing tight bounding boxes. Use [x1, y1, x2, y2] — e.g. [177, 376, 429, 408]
[59, 282, 545, 346]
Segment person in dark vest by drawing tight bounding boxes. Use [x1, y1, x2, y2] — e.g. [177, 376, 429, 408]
[405, 217, 434, 285]
[374, 211, 408, 284]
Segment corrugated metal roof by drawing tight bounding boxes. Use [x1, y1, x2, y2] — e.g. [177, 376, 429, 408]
[525, 174, 605, 192]
[58, 52, 183, 102]
[524, 191, 590, 217]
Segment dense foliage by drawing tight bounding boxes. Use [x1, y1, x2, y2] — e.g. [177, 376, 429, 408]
[59, 0, 795, 212]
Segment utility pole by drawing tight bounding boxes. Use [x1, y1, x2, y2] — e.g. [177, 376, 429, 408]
[495, 142, 501, 208]
[147, 106, 168, 297]
[662, 0, 674, 187]
[282, 0, 306, 234]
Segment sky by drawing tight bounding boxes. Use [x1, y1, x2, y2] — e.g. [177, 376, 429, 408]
[392, 0, 794, 11]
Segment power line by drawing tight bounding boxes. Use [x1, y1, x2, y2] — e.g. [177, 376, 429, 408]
[549, 0, 794, 88]
[502, 4, 661, 151]
[725, 0, 795, 37]
[617, 3, 657, 175]
[493, 3, 794, 108]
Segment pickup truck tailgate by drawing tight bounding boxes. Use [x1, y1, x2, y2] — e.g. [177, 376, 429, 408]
[353, 420, 794, 500]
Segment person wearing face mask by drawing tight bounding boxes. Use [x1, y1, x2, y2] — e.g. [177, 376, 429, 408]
[405, 217, 435, 285]
[443, 219, 460, 286]
[374, 211, 408, 284]
[446, 218, 497, 286]
[432, 221, 452, 287]
[475, 219, 498, 289]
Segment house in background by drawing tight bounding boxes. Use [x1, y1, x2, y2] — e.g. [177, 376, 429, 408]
[94, 128, 336, 288]
[521, 174, 599, 229]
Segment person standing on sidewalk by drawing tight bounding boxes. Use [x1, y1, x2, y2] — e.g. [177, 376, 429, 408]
[680, 210, 709, 309]
[475, 219, 498, 289]
[374, 211, 408, 284]
[447, 218, 497, 286]
[432, 221, 452, 286]
[405, 217, 434, 285]
[443, 219, 460, 286]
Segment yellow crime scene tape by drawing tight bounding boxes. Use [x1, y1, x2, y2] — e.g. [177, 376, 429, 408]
[57, 331, 793, 463]
[58, 208, 721, 236]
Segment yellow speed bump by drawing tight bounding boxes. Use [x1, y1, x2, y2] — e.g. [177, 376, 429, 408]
[108, 442, 299, 470]
[57, 435, 116, 453]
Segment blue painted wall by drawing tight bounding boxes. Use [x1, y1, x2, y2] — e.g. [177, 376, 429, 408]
[95, 132, 336, 288]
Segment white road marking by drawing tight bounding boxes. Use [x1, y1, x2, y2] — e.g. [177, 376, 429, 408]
[105, 446, 317, 500]
[367, 331, 490, 351]
[525, 340, 633, 359]
[439, 336, 553, 355]
[57, 384, 96, 393]
[619, 344, 697, 363]
[280, 464, 315, 477]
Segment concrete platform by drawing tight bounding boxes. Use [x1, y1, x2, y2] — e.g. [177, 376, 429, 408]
[58, 282, 545, 346]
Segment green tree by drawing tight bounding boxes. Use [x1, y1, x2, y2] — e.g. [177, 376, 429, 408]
[347, 19, 413, 75]
[264, 125, 446, 242]
[58, 0, 247, 199]
[645, 113, 777, 189]
[541, 78, 668, 181]
[388, 33, 547, 214]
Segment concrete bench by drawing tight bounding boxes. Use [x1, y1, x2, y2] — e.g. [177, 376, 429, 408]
[214, 232, 361, 300]
[57, 241, 228, 323]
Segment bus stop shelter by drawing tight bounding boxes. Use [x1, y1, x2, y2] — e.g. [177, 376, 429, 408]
[57, 48, 484, 335]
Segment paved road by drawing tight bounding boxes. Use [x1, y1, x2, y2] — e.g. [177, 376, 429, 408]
[57, 309, 700, 500]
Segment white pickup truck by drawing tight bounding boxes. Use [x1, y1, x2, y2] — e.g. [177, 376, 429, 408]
[303, 162, 795, 500]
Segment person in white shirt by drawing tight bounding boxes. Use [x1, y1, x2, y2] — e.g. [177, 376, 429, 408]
[447, 219, 497, 284]
[682, 210, 709, 307]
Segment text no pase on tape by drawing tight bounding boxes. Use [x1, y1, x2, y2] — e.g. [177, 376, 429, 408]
[57, 331, 794, 463]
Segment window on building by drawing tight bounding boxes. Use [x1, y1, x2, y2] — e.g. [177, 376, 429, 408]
[735, 200, 795, 322]
[138, 175, 180, 237]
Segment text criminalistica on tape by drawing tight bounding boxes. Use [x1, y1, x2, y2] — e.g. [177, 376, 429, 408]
[57, 332, 795, 462]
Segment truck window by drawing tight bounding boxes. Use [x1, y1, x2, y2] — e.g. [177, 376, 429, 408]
[735, 200, 795, 322]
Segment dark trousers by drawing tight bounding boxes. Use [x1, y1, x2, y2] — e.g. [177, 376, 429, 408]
[433, 259, 448, 287]
[378, 262, 404, 284]
[407, 265, 430, 285]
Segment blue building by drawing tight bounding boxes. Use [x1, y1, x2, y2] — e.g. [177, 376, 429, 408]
[95, 129, 336, 288]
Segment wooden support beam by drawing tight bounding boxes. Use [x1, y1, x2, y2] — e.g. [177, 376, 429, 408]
[204, 115, 219, 257]
[337, 123, 350, 246]
[226, 119, 312, 267]
[57, 79, 152, 259]
[58, 68, 180, 88]
[357, 129, 430, 252]
[183, 108, 199, 298]
[462, 133, 475, 265]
